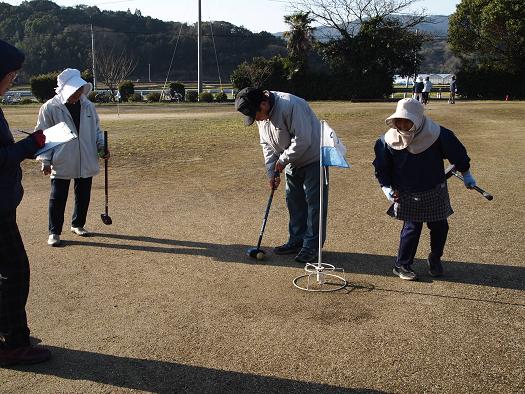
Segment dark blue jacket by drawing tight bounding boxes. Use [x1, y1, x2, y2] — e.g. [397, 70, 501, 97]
[373, 127, 470, 193]
[0, 108, 38, 215]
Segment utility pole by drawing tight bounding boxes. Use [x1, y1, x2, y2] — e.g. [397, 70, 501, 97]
[197, 0, 203, 99]
[91, 22, 97, 91]
[148, 63, 151, 82]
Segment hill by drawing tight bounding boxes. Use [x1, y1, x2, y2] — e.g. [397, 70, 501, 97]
[0, 0, 287, 82]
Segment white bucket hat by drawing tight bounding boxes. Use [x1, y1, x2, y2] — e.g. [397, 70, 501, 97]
[385, 98, 425, 130]
[55, 68, 92, 104]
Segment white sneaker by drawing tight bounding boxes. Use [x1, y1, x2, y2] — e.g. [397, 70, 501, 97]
[47, 234, 61, 246]
[70, 227, 89, 237]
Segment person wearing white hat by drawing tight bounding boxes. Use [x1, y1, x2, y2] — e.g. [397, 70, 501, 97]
[35, 68, 110, 246]
[373, 98, 476, 281]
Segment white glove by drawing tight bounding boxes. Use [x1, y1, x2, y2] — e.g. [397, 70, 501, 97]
[462, 170, 476, 189]
[382, 186, 395, 202]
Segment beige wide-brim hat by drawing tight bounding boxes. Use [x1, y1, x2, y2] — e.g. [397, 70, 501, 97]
[55, 68, 92, 104]
[385, 98, 424, 129]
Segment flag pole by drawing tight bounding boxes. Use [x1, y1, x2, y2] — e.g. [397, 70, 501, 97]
[318, 120, 324, 281]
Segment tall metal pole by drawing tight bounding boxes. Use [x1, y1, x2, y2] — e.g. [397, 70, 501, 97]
[91, 23, 97, 91]
[197, 0, 203, 99]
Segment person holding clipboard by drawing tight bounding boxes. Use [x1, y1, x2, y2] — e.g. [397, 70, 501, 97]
[36, 69, 110, 246]
[0, 39, 51, 367]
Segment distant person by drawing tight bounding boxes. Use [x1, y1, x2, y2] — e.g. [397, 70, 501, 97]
[412, 77, 424, 103]
[422, 76, 432, 104]
[0, 39, 51, 367]
[449, 75, 457, 104]
[235, 87, 327, 264]
[373, 98, 477, 281]
[36, 68, 110, 247]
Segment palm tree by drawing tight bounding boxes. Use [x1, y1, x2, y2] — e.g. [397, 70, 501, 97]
[283, 12, 315, 74]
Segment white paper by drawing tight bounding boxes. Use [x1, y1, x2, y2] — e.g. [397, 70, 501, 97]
[35, 122, 76, 157]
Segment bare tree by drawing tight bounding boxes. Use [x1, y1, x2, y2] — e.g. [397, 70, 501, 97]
[96, 46, 137, 101]
[289, 0, 426, 39]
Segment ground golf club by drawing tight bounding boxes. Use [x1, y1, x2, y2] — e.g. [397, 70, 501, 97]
[445, 164, 493, 201]
[100, 130, 112, 225]
[247, 172, 280, 260]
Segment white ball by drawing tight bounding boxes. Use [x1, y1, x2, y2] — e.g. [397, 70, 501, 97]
[256, 252, 265, 260]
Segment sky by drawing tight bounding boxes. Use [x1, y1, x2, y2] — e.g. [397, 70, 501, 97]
[3, 0, 462, 33]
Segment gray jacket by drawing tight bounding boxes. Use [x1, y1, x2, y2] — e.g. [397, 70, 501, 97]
[36, 95, 104, 179]
[257, 92, 320, 177]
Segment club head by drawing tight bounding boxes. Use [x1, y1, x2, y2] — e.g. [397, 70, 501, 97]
[247, 247, 265, 260]
[445, 164, 456, 179]
[101, 213, 112, 225]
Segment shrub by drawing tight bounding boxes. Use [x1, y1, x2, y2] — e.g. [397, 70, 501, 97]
[94, 92, 112, 103]
[30, 72, 59, 103]
[199, 92, 214, 102]
[215, 91, 228, 102]
[88, 91, 97, 102]
[231, 56, 289, 91]
[118, 80, 134, 102]
[128, 93, 143, 102]
[186, 90, 198, 102]
[19, 98, 33, 105]
[146, 92, 161, 102]
[169, 81, 185, 101]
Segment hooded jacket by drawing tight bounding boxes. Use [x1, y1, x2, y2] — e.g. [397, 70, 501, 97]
[257, 92, 320, 177]
[36, 94, 104, 179]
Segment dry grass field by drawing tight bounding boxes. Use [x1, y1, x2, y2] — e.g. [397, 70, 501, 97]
[1, 100, 524, 393]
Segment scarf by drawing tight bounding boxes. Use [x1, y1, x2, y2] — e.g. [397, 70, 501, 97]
[384, 116, 441, 154]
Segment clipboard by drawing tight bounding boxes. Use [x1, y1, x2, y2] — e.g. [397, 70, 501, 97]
[35, 122, 77, 157]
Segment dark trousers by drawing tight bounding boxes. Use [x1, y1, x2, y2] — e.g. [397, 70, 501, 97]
[396, 220, 449, 267]
[0, 212, 30, 348]
[49, 177, 92, 235]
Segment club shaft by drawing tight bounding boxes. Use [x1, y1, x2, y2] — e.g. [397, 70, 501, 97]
[104, 131, 109, 213]
[256, 190, 274, 249]
[452, 171, 493, 200]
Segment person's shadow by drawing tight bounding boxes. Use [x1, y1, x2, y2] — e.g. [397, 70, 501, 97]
[64, 232, 525, 293]
[15, 345, 384, 394]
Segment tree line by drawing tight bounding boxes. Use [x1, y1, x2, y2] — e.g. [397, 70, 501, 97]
[0, 0, 286, 83]
[1, 0, 524, 100]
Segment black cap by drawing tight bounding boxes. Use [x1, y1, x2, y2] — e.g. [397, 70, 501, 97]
[235, 87, 267, 126]
[0, 39, 25, 81]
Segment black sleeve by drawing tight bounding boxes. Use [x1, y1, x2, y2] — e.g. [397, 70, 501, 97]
[0, 137, 38, 170]
[373, 137, 393, 187]
[440, 128, 470, 173]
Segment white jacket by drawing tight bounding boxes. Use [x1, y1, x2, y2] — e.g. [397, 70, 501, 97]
[36, 95, 104, 179]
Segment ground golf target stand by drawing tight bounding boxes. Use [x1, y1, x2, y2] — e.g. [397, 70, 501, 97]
[293, 120, 348, 292]
[293, 262, 346, 292]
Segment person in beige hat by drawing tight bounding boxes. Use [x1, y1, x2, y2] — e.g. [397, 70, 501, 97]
[36, 68, 110, 246]
[373, 98, 476, 280]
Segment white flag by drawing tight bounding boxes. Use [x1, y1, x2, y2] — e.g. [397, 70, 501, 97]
[320, 121, 350, 168]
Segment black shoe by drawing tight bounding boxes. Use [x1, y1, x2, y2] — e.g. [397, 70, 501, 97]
[294, 248, 317, 264]
[0, 344, 51, 367]
[273, 242, 302, 255]
[428, 254, 444, 277]
[393, 265, 417, 281]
